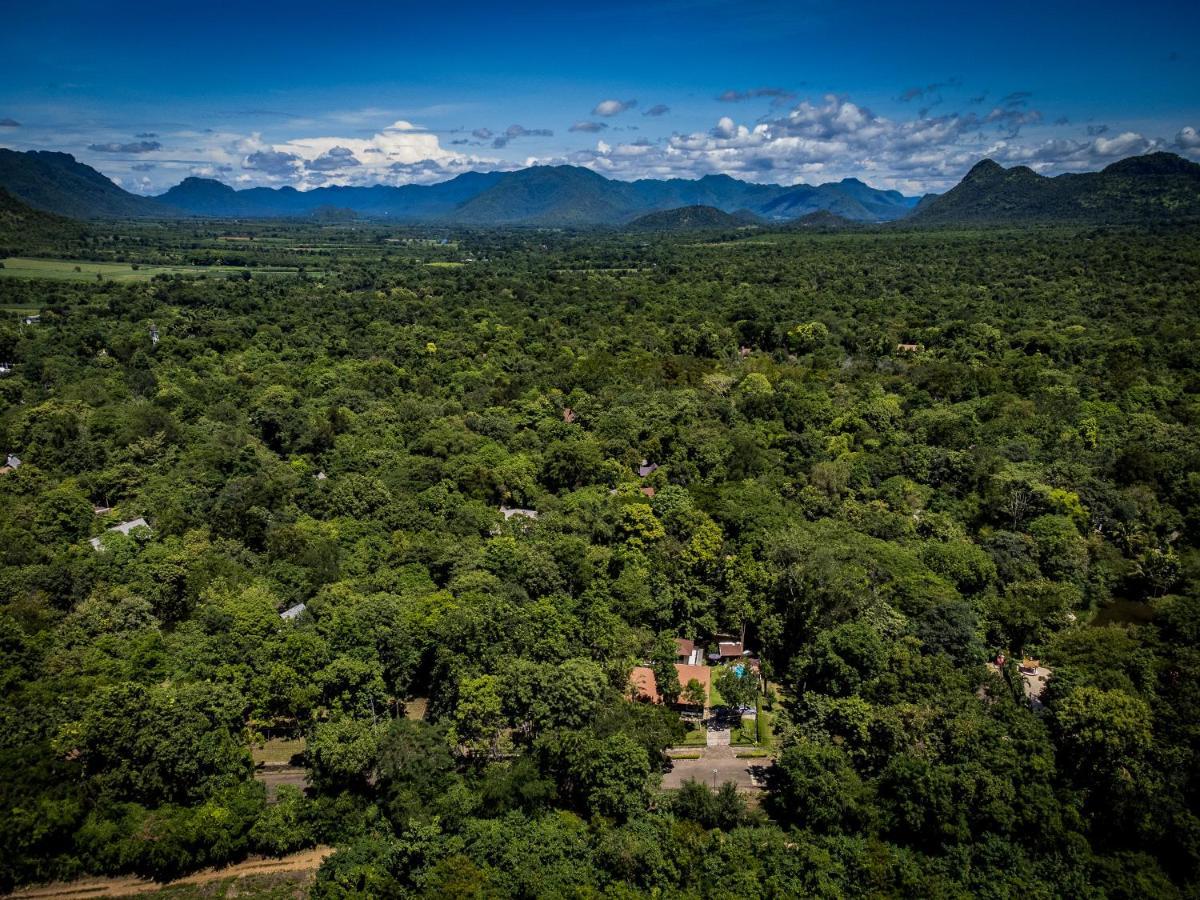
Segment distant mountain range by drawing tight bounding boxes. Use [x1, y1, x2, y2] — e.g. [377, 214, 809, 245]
[160, 164, 922, 225]
[0, 148, 920, 225]
[1, 146, 1197, 227]
[909, 152, 1200, 225]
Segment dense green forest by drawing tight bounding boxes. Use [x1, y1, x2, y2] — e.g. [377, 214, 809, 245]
[2, 221, 1199, 897]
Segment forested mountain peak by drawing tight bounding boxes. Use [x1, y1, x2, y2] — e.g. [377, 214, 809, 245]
[0, 148, 177, 219]
[963, 158, 1005, 180]
[1101, 150, 1199, 176]
[910, 151, 1200, 225]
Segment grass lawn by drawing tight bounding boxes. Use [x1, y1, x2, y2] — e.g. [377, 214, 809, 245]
[251, 737, 306, 766]
[707, 680, 725, 708]
[730, 700, 774, 747]
[681, 727, 708, 747]
[731, 720, 757, 745]
[756, 706, 774, 747]
[0, 257, 307, 282]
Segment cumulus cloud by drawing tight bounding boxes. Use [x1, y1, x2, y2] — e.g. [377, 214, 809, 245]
[244, 149, 301, 176]
[1091, 131, 1159, 157]
[88, 140, 161, 153]
[711, 116, 737, 139]
[550, 90, 1175, 193]
[0, 117, 20, 127]
[718, 87, 794, 103]
[306, 145, 361, 171]
[642, 104, 670, 117]
[570, 121, 608, 133]
[592, 98, 637, 116]
[82, 119, 491, 191]
[256, 120, 493, 186]
[1175, 126, 1200, 150]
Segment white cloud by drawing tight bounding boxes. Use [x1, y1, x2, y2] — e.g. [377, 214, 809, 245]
[547, 93, 1183, 191]
[1175, 126, 1200, 150]
[1092, 131, 1156, 157]
[592, 98, 637, 117]
[236, 120, 498, 188]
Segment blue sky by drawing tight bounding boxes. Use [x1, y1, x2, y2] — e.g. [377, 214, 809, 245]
[1, 0, 1196, 194]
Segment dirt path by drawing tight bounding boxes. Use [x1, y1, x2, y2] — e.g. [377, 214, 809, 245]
[9, 847, 334, 898]
[255, 764, 309, 801]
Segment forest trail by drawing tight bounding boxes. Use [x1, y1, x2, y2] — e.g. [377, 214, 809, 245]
[8, 846, 333, 898]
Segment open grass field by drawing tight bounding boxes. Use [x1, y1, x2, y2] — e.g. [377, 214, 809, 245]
[0, 258, 308, 282]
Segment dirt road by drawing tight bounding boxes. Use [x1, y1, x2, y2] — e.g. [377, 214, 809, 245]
[9, 846, 334, 898]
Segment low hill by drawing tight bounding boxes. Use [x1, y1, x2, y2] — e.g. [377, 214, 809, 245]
[626, 205, 757, 231]
[0, 149, 176, 218]
[910, 152, 1200, 225]
[783, 209, 859, 230]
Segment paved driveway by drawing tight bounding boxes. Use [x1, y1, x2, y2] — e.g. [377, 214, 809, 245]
[662, 744, 771, 792]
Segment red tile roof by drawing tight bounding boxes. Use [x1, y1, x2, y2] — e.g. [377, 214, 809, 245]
[629, 666, 660, 703]
[628, 664, 711, 706]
